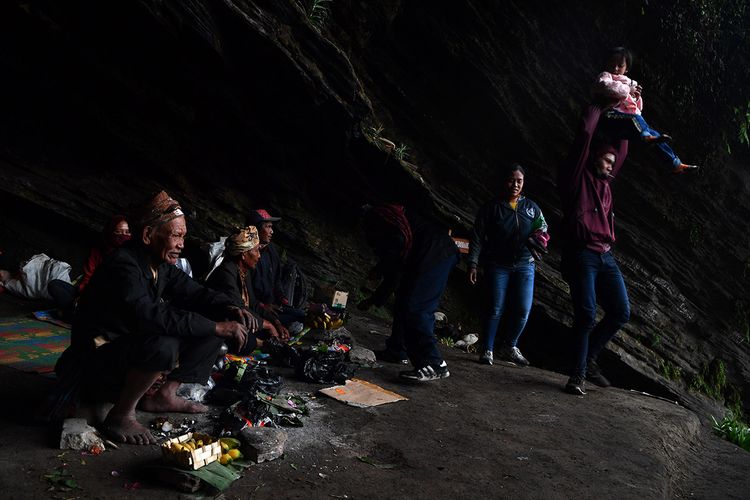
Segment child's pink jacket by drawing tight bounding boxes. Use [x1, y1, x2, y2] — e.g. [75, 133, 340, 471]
[594, 72, 643, 115]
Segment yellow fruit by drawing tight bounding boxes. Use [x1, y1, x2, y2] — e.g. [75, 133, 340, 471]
[227, 449, 242, 460]
[220, 442, 230, 452]
[220, 437, 241, 450]
[219, 453, 233, 465]
[196, 439, 204, 447]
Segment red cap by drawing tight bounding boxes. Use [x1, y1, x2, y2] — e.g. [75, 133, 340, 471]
[249, 209, 281, 225]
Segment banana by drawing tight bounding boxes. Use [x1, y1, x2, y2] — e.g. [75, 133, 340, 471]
[220, 437, 241, 450]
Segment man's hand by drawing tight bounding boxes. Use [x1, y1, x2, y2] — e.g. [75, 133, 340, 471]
[274, 320, 290, 341]
[262, 320, 279, 339]
[469, 267, 478, 285]
[227, 306, 260, 332]
[215, 321, 249, 351]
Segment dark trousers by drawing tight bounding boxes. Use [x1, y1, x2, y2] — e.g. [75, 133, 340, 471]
[387, 253, 458, 368]
[277, 306, 306, 327]
[83, 334, 224, 400]
[561, 249, 630, 377]
[48, 279, 76, 321]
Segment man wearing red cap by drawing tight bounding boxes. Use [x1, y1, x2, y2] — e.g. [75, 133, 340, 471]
[247, 209, 304, 329]
[558, 105, 631, 396]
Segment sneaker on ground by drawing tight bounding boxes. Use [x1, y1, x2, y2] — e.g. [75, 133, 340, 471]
[399, 361, 450, 382]
[672, 163, 700, 174]
[565, 375, 586, 395]
[585, 359, 611, 387]
[479, 350, 493, 365]
[496, 346, 530, 366]
[375, 349, 409, 365]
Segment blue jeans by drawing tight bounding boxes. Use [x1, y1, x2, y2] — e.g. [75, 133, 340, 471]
[481, 263, 535, 351]
[603, 110, 681, 168]
[561, 249, 630, 377]
[387, 253, 459, 368]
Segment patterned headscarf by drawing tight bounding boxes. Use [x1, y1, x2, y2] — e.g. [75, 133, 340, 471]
[225, 226, 260, 256]
[134, 191, 184, 229]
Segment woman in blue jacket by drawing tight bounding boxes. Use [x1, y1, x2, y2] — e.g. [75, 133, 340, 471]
[468, 164, 549, 366]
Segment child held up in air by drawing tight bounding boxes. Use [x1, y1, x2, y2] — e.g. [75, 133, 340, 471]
[593, 46, 699, 174]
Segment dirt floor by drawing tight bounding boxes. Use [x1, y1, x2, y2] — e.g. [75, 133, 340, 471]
[1, 301, 749, 499]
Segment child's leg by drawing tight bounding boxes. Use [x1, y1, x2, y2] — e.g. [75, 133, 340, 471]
[603, 111, 682, 170]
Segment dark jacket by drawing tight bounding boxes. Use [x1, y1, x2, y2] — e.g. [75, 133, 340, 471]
[468, 196, 548, 268]
[250, 243, 287, 306]
[367, 209, 458, 306]
[557, 105, 628, 253]
[72, 243, 233, 346]
[205, 258, 267, 322]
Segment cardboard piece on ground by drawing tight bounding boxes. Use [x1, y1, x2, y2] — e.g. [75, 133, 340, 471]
[319, 378, 408, 408]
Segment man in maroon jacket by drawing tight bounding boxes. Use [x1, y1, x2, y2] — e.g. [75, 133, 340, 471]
[558, 105, 631, 395]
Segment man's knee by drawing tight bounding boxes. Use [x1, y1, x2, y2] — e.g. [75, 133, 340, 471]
[131, 336, 181, 372]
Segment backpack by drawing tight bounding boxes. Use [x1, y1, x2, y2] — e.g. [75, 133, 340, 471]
[280, 257, 311, 309]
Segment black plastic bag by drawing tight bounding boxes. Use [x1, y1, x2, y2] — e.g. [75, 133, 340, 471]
[222, 363, 283, 395]
[296, 350, 358, 384]
[265, 336, 302, 368]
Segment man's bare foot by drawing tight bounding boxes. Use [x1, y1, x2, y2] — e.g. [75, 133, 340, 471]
[102, 412, 156, 445]
[138, 392, 208, 414]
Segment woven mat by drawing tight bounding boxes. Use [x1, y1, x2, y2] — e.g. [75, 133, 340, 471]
[0, 317, 71, 373]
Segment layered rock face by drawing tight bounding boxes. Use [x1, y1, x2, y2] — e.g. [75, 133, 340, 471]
[1, 1, 748, 418]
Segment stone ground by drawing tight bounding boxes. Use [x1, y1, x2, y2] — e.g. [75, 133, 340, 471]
[0, 299, 749, 499]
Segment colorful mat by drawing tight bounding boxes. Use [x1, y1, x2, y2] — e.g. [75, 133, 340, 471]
[0, 317, 71, 373]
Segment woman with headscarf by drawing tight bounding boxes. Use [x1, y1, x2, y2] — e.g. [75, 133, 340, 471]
[48, 215, 132, 320]
[206, 226, 289, 348]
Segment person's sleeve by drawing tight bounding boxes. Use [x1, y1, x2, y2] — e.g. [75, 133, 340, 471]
[165, 266, 236, 321]
[468, 206, 486, 269]
[531, 204, 548, 233]
[204, 265, 243, 308]
[559, 105, 601, 193]
[111, 257, 218, 337]
[77, 247, 103, 293]
[529, 205, 550, 247]
[592, 72, 630, 104]
[611, 137, 629, 177]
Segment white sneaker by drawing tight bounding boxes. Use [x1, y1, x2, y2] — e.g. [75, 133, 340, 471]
[399, 361, 450, 382]
[479, 350, 493, 365]
[497, 346, 529, 366]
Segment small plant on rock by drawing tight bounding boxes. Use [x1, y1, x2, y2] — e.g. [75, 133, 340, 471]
[659, 359, 681, 381]
[711, 412, 750, 452]
[307, 0, 333, 32]
[394, 143, 410, 161]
